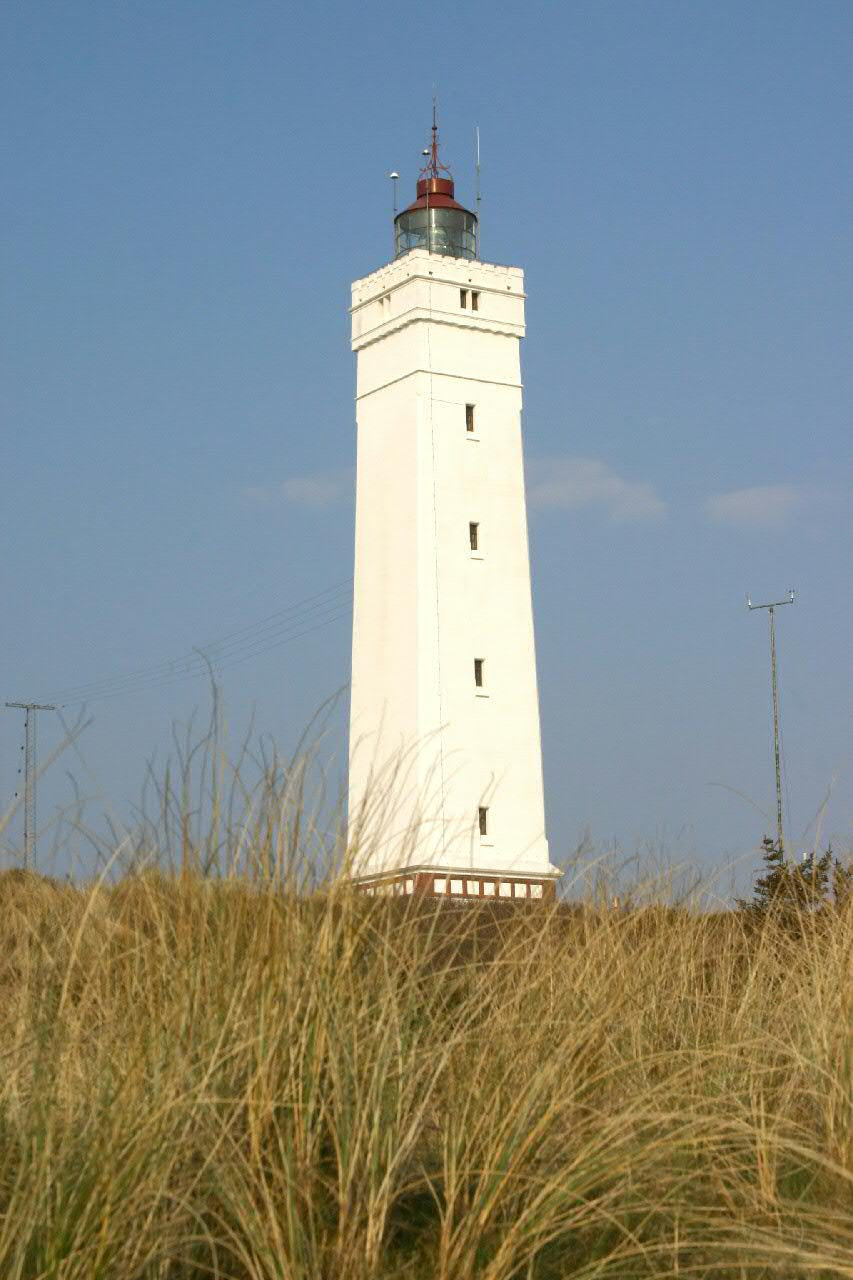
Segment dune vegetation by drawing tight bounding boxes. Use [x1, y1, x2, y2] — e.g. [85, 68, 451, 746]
[0, 872, 849, 1277]
[0, 729, 850, 1278]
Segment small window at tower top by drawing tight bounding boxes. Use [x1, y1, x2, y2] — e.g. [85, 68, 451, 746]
[471, 291, 480, 311]
[465, 404, 475, 432]
[474, 658, 484, 687]
[478, 806, 489, 836]
[460, 289, 468, 308]
[469, 521, 479, 551]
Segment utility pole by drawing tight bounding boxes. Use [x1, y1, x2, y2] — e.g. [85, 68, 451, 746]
[746, 591, 795, 853]
[5, 702, 55, 869]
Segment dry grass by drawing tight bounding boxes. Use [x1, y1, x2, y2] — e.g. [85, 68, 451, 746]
[0, 854, 849, 1280]
[0, 707, 850, 1279]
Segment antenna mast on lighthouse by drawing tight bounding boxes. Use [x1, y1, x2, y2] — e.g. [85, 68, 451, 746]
[475, 126, 481, 257]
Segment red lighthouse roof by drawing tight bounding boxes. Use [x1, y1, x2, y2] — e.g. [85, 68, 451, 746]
[399, 114, 475, 217]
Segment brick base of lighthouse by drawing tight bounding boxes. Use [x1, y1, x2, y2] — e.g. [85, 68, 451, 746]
[354, 867, 558, 903]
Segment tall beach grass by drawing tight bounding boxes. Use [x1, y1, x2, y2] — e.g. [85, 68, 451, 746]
[0, 727, 850, 1278]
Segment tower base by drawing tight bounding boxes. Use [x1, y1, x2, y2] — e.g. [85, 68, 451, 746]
[353, 865, 559, 903]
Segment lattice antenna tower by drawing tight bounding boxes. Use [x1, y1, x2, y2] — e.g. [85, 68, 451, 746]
[5, 701, 55, 868]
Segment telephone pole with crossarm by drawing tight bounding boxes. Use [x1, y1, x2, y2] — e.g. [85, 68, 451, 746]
[746, 591, 795, 853]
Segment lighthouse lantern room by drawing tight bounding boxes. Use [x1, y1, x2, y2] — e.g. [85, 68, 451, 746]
[393, 118, 478, 260]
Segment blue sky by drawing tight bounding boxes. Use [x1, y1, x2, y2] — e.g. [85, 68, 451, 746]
[2, 1, 851, 889]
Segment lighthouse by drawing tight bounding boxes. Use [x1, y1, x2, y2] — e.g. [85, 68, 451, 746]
[348, 120, 558, 901]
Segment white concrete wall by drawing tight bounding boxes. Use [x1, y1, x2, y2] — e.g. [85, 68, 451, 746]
[349, 249, 554, 879]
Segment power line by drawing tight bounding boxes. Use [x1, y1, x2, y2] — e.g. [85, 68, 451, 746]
[44, 578, 353, 706]
[56, 602, 352, 708]
[45, 578, 351, 701]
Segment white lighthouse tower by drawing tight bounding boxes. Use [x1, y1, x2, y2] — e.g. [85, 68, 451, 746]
[348, 120, 558, 901]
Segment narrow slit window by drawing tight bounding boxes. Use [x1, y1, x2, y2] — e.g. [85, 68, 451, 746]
[465, 404, 475, 432]
[474, 658, 484, 687]
[460, 288, 468, 308]
[469, 521, 479, 551]
[471, 290, 480, 311]
[478, 806, 488, 837]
